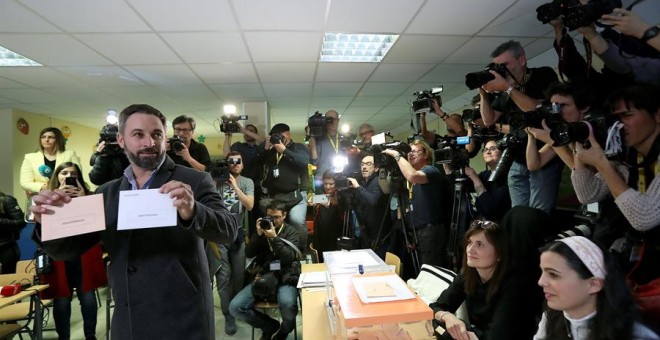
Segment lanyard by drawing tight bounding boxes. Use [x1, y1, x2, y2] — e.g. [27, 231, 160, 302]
[328, 134, 339, 154]
[267, 224, 285, 253]
[637, 153, 660, 194]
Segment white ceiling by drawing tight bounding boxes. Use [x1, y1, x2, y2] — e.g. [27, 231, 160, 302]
[0, 0, 658, 137]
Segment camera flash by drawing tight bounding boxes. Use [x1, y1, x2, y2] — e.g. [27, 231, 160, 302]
[106, 109, 118, 124]
[341, 124, 350, 134]
[223, 104, 237, 115]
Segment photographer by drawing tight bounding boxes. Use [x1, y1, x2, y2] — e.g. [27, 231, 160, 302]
[258, 123, 310, 249]
[347, 154, 391, 256]
[358, 123, 376, 149]
[479, 40, 560, 213]
[0, 190, 26, 273]
[167, 115, 211, 171]
[465, 139, 511, 223]
[309, 110, 341, 190]
[382, 140, 451, 267]
[229, 201, 299, 340]
[88, 139, 129, 185]
[208, 151, 254, 335]
[223, 122, 264, 183]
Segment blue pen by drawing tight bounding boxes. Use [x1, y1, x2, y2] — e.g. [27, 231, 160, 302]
[358, 264, 364, 275]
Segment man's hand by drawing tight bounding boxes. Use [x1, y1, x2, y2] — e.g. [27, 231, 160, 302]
[30, 189, 72, 224]
[481, 70, 511, 93]
[527, 127, 552, 144]
[160, 180, 195, 221]
[464, 167, 478, 180]
[261, 225, 277, 239]
[264, 135, 273, 151]
[601, 8, 650, 39]
[226, 175, 238, 190]
[381, 149, 399, 158]
[273, 141, 286, 154]
[431, 98, 445, 117]
[96, 141, 106, 154]
[347, 177, 359, 189]
[175, 143, 192, 161]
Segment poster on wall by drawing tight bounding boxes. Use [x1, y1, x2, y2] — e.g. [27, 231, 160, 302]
[16, 118, 29, 135]
[61, 126, 72, 138]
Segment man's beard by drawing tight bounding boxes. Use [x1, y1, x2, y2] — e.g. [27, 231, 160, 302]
[126, 147, 165, 170]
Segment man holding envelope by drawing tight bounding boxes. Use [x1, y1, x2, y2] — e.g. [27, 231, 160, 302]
[31, 104, 239, 340]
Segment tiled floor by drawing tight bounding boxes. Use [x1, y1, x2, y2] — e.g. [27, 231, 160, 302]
[35, 285, 303, 340]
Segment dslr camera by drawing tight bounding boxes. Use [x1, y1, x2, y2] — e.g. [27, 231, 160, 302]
[259, 216, 275, 230]
[307, 111, 335, 137]
[536, 0, 621, 30]
[208, 160, 231, 182]
[411, 87, 443, 114]
[168, 136, 185, 152]
[508, 102, 563, 131]
[549, 111, 619, 149]
[98, 124, 122, 156]
[220, 114, 249, 133]
[488, 134, 521, 183]
[465, 63, 510, 90]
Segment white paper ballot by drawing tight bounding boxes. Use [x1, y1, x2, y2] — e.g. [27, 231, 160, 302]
[118, 189, 177, 230]
[41, 194, 106, 241]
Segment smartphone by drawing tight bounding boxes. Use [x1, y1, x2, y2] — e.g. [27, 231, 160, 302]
[65, 177, 78, 186]
[311, 194, 329, 205]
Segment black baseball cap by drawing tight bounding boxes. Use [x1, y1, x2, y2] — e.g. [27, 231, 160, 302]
[270, 123, 290, 135]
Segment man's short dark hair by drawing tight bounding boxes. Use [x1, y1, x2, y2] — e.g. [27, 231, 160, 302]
[267, 200, 287, 213]
[270, 123, 290, 135]
[172, 115, 196, 130]
[226, 151, 242, 159]
[245, 124, 258, 134]
[119, 104, 167, 133]
[491, 40, 525, 59]
[606, 84, 660, 117]
[546, 79, 594, 111]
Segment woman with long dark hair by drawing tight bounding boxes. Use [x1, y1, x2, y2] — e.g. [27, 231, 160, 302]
[41, 162, 107, 340]
[430, 220, 538, 340]
[535, 236, 658, 340]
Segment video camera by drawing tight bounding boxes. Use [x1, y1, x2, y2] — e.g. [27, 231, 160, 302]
[549, 111, 619, 148]
[168, 136, 185, 152]
[465, 63, 510, 90]
[98, 124, 123, 156]
[411, 87, 443, 114]
[434, 136, 471, 171]
[333, 170, 361, 191]
[536, 0, 621, 30]
[369, 141, 411, 170]
[308, 111, 336, 137]
[208, 159, 231, 182]
[220, 114, 249, 133]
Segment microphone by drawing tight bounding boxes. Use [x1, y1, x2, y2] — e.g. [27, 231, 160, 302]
[0, 284, 22, 297]
[38, 164, 53, 178]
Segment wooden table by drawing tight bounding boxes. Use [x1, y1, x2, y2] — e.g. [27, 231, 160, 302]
[0, 284, 49, 340]
[301, 263, 331, 339]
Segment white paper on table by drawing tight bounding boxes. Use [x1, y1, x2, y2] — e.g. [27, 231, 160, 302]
[352, 274, 416, 303]
[332, 250, 379, 268]
[41, 194, 106, 241]
[297, 271, 329, 288]
[117, 189, 177, 230]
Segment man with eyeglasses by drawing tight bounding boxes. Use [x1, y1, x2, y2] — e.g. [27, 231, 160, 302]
[229, 201, 299, 340]
[358, 123, 376, 148]
[208, 151, 254, 335]
[347, 154, 391, 255]
[167, 115, 211, 171]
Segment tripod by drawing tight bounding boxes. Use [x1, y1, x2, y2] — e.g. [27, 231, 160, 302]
[388, 173, 422, 277]
[446, 168, 474, 271]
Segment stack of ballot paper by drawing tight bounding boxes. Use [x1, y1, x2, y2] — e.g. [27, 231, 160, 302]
[297, 271, 328, 288]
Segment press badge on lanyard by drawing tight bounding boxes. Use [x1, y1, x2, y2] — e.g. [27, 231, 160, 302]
[270, 260, 281, 271]
[273, 167, 280, 178]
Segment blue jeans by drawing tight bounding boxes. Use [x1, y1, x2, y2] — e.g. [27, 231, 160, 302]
[287, 191, 308, 249]
[216, 241, 246, 317]
[508, 160, 563, 214]
[229, 282, 298, 336]
[53, 289, 98, 339]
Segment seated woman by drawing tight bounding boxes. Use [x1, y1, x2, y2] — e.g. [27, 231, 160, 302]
[535, 236, 658, 340]
[430, 220, 538, 340]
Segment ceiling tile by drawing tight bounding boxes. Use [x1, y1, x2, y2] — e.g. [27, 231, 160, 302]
[419, 64, 485, 84]
[54, 66, 145, 86]
[444, 37, 535, 64]
[76, 33, 181, 65]
[128, 0, 238, 31]
[359, 82, 411, 96]
[209, 84, 266, 101]
[0, 67, 82, 88]
[263, 83, 312, 98]
[255, 63, 316, 83]
[408, 0, 515, 35]
[233, 0, 326, 31]
[1, 88, 68, 103]
[312, 82, 363, 97]
[0, 34, 112, 66]
[0, 77, 28, 89]
[156, 85, 218, 101]
[192, 63, 258, 84]
[0, 1, 59, 32]
[162, 33, 250, 64]
[350, 96, 394, 107]
[384, 35, 469, 63]
[311, 96, 354, 107]
[369, 63, 435, 82]
[125, 65, 203, 86]
[20, 0, 150, 32]
[327, 0, 425, 32]
[315, 63, 377, 82]
[244, 32, 322, 62]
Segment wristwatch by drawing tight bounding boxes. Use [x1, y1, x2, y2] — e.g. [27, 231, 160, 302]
[641, 26, 660, 43]
[505, 85, 515, 96]
[394, 154, 402, 162]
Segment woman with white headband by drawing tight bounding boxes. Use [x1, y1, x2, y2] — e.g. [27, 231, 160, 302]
[534, 236, 658, 340]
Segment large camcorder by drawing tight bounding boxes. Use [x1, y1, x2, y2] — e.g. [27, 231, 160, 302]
[308, 111, 335, 137]
[411, 87, 443, 114]
[220, 114, 249, 133]
[98, 123, 122, 156]
[536, 0, 621, 30]
[369, 141, 411, 170]
[434, 136, 471, 171]
[465, 63, 509, 90]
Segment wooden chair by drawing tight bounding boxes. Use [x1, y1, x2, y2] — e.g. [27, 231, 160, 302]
[250, 301, 298, 340]
[385, 252, 402, 277]
[15, 260, 36, 277]
[308, 243, 319, 264]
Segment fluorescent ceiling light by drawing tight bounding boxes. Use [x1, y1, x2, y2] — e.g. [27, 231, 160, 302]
[320, 33, 398, 63]
[0, 46, 42, 66]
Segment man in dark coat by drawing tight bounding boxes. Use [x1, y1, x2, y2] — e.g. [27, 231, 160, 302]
[31, 104, 238, 340]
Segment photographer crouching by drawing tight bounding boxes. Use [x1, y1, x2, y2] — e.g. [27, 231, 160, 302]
[381, 140, 451, 271]
[229, 201, 300, 340]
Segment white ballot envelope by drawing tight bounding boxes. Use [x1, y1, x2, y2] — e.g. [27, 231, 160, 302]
[41, 194, 106, 241]
[117, 189, 177, 230]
